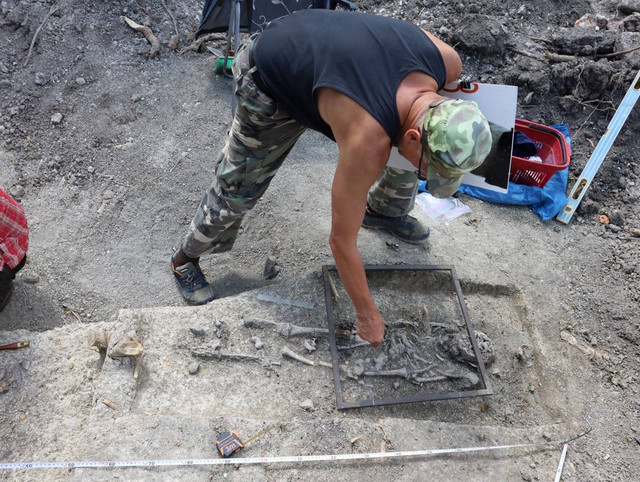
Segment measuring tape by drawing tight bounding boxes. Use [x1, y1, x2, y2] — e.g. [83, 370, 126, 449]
[0, 437, 579, 470]
[557, 69, 640, 224]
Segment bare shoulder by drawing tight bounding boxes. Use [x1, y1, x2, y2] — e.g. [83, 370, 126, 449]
[420, 29, 462, 84]
[316, 88, 390, 155]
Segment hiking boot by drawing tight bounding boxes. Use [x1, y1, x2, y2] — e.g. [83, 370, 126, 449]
[171, 256, 216, 305]
[362, 207, 430, 244]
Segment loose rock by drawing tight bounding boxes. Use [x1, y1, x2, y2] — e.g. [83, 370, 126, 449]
[609, 210, 625, 226]
[450, 14, 509, 55]
[34, 73, 47, 85]
[299, 399, 315, 411]
[188, 362, 200, 375]
[190, 325, 206, 337]
[263, 257, 280, 280]
[9, 185, 25, 199]
[51, 113, 64, 125]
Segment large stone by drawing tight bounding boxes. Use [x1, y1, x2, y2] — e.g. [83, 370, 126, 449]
[616, 32, 640, 67]
[450, 15, 509, 56]
[550, 27, 617, 55]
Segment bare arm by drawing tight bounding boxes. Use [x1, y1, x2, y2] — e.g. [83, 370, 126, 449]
[317, 88, 390, 347]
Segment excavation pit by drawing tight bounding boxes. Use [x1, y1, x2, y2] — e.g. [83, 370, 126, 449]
[323, 265, 493, 409]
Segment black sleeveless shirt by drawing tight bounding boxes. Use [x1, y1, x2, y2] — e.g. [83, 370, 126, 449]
[253, 10, 447, 141]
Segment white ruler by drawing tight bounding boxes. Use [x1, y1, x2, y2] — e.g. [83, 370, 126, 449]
[1, 438, 571, 470]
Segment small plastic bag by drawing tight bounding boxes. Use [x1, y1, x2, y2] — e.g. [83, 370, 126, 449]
[415, 192, 471, 221]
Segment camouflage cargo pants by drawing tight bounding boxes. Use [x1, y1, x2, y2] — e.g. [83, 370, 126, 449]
[181, 37, 419, 258]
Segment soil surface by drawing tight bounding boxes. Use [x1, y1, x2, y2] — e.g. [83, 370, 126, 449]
[1, 0, 639, 480]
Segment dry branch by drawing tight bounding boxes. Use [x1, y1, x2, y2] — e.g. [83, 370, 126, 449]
[24, 4, 60, 67]
[510, 45, 640, 64]
[123, 16, 161, 58]
[178, 33, 218, 56]
[160, 0, 180, 49]
[560, 331, 606, 360]
[328, 274, 340, 300]
[599, 44, 640, 58]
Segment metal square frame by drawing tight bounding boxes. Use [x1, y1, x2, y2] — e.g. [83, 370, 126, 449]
[322, 264, 493, 409]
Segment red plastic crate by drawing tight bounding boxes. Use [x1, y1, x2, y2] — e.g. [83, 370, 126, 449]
[509, 119, 571, 187]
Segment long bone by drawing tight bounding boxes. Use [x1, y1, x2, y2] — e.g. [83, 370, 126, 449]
[191, 341, 260, 362]
[244, 319, 329, 337]
[281, 346, 315, 366]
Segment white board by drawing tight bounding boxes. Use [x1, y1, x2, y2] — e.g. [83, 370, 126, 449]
[386, 82, 518, 194]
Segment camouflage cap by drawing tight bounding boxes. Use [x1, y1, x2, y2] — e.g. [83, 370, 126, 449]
[422, 99, 492, 198]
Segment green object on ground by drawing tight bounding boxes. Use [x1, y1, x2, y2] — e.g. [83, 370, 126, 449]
[214, 57, 234, 74]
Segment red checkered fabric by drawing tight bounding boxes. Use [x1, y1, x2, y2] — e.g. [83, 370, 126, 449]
[0, 188, 29, 271]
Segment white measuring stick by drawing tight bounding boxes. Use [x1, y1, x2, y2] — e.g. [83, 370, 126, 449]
[556, 69, 640, 224]
[0, 439, 569, 470]
[554, 444, 569, 482]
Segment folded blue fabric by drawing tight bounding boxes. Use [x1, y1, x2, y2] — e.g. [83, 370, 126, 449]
[512, 130, 538, 157]
[456, 124, 571, 221]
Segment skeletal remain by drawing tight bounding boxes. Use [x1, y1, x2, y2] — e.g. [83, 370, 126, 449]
[337, 341, 370, 351]
[346, 359, 365, 380]
[386, 319, 419, 329]
[412, 354, 431, 365]
[101, 398, 117, 410]
[244, 319, 330, 337]
[303, 339, 317, 353]
[191, 340, 259, 361]
[411, 365, 436, 376]
[398, 332, 417, 351]
[191, 344, 260, 362]
[363, 367, 409, 379]
[438, 331, 494, 365]
[421, 304, 431, 334]
[373, 353, 388, 370]
[413, 376, 447, 383]
[108, 334, 144, 379]
[318, 361, 333, 368]
[436, 369, 480, 387]
[430, 323, 458, 333]
[560, 331, 605, 360]
[190, 340, 222, 357]
[250, 336, 264, 350]
[216, 351, 261, 361]
[281, 346, 315, 366]
[87, 329, 112, 353]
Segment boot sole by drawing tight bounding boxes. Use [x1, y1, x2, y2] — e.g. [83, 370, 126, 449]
[361, 223, 430, 245]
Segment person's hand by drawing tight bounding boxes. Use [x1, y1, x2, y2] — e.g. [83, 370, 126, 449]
[355, 311, 385, 348]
